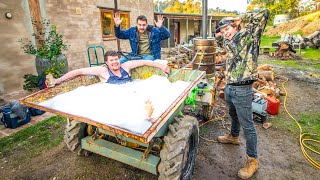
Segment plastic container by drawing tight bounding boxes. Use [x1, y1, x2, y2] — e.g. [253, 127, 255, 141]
[252, 97, 268, 114]
[1, 107, 31, 129]
[266, 96, 280, 115]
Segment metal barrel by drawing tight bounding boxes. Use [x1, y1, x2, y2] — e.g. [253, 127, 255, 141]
[193, 38, 216, 77]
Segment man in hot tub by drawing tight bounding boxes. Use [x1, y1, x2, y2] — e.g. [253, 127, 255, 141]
[53, 50, 170, 85]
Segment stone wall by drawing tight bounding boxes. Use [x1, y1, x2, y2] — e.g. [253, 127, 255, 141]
[0, 0, 154, 98]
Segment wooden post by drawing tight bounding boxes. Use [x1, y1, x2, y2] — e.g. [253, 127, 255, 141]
[186, 18, 189, 43]
[28, 0, 43, 47]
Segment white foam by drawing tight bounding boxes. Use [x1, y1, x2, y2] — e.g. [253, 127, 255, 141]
[40, 75, 191, 135]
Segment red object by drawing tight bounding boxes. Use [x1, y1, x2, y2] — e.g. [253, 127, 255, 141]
[266, 95, 280, 115]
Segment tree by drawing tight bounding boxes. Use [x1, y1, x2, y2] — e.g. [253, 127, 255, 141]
[163, 0, 202, 14]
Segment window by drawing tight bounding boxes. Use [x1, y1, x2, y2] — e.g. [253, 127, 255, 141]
[100, 9, 130, 40]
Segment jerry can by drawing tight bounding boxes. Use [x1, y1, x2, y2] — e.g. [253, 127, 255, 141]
[266, 95, 280, 115]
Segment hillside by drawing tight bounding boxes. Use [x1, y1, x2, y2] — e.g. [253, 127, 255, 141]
[264, 11, 320, 37]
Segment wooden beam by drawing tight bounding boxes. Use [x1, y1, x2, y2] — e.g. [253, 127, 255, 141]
[28, 0, 43, 46]
[114, 0, 121, 51]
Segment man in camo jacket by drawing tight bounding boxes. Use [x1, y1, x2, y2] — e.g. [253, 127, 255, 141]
[215, 8, 270, 179]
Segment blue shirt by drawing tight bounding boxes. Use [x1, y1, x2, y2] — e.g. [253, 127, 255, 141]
[106, 67, 131, 84]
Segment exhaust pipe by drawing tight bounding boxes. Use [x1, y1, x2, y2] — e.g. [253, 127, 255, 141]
[202, 0, 208, 39]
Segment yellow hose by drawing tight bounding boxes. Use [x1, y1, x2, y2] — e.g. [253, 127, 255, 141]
[280, 75, 320, 170]
[199, 109, 226, 142]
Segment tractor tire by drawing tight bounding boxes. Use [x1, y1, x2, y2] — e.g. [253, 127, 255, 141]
[202, 105, 213, 122]
[158, 115, 199, 180]
[64, 118, 90, 156]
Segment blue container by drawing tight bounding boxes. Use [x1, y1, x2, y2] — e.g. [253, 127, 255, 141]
[252, 98, 268, 114]
[1, 107, 31, 129]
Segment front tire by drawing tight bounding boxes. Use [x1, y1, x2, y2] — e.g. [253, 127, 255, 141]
[158, 115, 199, 180]
[64, 118, 90, 156]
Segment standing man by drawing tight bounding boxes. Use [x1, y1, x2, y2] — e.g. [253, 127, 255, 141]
[215, 9, 270, 179]
[113, 12, 170, 63]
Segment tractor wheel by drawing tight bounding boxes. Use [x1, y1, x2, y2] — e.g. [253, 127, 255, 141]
[158, 115, 199, 180]
[64, 118, 90, 156]
[202, 105, 213, 122]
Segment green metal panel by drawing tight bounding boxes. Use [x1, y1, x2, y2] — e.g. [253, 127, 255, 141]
[81, 136, 160, 175]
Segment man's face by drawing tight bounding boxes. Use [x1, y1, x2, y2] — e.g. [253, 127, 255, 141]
[220, 25, 238, 40]
[137, 20, 147, 33]
[105, 56, 120, 71]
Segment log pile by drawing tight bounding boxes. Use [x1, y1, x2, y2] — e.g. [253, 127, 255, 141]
[253, 64, 285, 98]
[271, 33, 302, 60]
[304, 30, 320, 49]
[162, 47, 191, 68]
[215, 64, 285, 99]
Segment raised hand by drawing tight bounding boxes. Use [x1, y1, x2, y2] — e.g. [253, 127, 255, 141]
[154, 14, 164, 28]
[113, 12, 123, 27]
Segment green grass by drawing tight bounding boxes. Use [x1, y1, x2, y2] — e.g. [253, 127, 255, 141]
[271, 112, 320, 151]
[259, 59, 320, 71]
[0, 116, 66, 159]
[260, 35, 280, 47]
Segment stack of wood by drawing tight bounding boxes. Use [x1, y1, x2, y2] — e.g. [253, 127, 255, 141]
[215, 64, 285, 99]
[272, 33, 302, 60]
[253, 64, 285, 98]
[162, 47, 191, 68]
[304, 30, 320, 49]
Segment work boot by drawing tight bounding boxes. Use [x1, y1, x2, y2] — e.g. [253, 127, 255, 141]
[217, 134, 241, 145]
[238, 155, 259, 179]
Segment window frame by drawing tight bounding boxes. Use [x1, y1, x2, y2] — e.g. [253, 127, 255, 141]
[99, 9, 130, 40]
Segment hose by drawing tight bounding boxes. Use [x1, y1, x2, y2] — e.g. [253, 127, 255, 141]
[199, 109, 226, 143]
[279, 75, 320, 170]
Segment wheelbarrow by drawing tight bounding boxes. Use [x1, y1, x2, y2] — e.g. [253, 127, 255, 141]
[20, 66, 214, 179]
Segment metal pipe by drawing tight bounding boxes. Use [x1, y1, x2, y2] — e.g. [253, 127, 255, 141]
[209, 16, 212, 37]
[202, 0, 208, 39]
[167, 18, 170, 48]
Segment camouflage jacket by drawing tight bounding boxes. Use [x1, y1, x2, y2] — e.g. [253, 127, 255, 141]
[218, 8, 270, 84]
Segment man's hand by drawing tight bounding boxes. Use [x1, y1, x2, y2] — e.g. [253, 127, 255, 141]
[113, 12, 123, 27]
[161, 64, 170, 75]
[154, 15, 164, 28]
[225, 16, 241, 26]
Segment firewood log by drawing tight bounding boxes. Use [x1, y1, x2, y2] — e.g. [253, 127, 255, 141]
[258, 70, 275, 81]
[258, 64, 270, 71]
[258, 86, 275, 96]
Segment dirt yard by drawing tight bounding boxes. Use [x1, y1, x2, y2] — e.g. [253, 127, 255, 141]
[1, 66, 320, 180]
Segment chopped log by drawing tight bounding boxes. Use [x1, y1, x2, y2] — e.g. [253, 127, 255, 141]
[218, 90, 224, 99]
[258, 70, 275, 81]
[258, 64, 270, 71]
[279, 90, 286, 96]
[258, 86, 275, 96]
[312, 38, 320, 47]
[275, 88, 281, 98]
